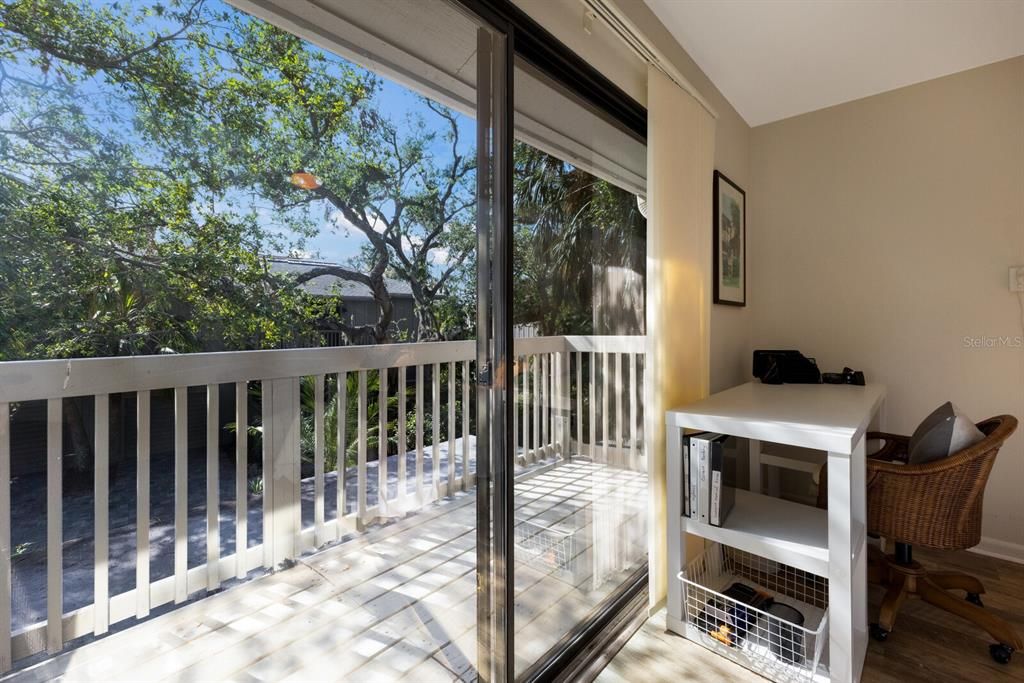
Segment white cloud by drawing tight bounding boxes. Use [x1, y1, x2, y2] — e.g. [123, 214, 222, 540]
[429, 247, 451, 265]
[328, 210, 386, 235]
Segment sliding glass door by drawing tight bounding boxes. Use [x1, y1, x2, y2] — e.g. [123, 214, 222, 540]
[0, 0, 641, 678]
[510, 60, 649, 676]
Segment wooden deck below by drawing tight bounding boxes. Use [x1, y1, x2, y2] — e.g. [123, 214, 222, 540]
[5, 458, 646, 682]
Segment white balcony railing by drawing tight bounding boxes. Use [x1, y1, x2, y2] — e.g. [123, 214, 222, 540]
[0, 335, 644, 671]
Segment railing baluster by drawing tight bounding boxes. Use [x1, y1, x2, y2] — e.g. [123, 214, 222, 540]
[378, 368, 388, 516]
[432, 362, 441, 498]
[357, 370, 368, 525]
[46, 398, 62, 654]
[629, 354, 638, 469]
[552, 352, 559, 457]
[461, 360, 470, 491]
[415, 365, 424, 505]
[536, 358, 544, 464]
[602, 352, 610, 463]
[174, 387, 188, 603]
[553, 352, 559, 456]
[513, 356, 519, 459]
[616, 353, 624, 465]
[94, 393, 109, 635]
[398, 366, 407, 506]
[234, 383, 247, 579]
[336, 371, 347, 537]
[0, 401, 11, 672]
[552, 353, 559, 457]
[589, 353, 597, 461]
[313, 374, 325, 546]
[541, 354, 549, 458]
[206, 385, 220, 591]
[447, 361, 455, 495]
[558, 351, 570, 458]
[553, 353, 559, 454]
[136, 390, 150, 618]
[524, 358, 532, 464]
[575, 352, 582, 459]
[261, 381, 274, 569]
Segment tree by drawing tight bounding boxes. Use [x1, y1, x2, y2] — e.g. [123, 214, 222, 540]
[0, 0, 478, 362]
[0, 0, 332, 358]
[0, 0, 483, 477]
[512, 142, 646, 336]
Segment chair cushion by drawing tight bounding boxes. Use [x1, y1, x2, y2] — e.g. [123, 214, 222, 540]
[908, 401, 985, 464]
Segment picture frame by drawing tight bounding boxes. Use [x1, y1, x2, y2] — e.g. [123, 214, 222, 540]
[713, 170, 746, 306]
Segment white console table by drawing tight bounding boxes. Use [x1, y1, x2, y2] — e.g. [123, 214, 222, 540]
[666, 381, 886, 683]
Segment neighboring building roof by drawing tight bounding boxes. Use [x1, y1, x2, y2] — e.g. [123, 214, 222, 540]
[269, 257, 414, 299]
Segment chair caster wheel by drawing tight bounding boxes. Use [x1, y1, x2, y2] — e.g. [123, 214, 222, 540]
[966, 592, 984, 607]
[870, 623, 889, 642]
[990, 643, 1013, 665]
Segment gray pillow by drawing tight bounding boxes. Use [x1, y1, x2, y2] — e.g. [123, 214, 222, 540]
[908, 402, 985, 464]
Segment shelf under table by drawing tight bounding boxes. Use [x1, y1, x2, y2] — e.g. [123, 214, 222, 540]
[683, 489, 829, 577]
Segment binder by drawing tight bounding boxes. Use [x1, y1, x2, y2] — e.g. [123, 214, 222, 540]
[682, 434, 690, 518]
[694, 433, 719, 524]
[688, 433, 708, 521]
[710, 435, 736, 527]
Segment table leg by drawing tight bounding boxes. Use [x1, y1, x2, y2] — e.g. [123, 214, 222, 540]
[828, 433, 868, 682]
[748, 438, 761, 494]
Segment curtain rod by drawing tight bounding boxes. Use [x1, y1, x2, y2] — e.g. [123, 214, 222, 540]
[580, 0, 719, 120]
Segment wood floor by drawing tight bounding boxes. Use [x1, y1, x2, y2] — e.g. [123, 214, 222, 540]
[599, 546, 1024, 683]
[3, 459, 646, 682]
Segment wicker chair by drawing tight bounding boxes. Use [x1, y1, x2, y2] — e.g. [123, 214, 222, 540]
[817, 415, 1021, 664]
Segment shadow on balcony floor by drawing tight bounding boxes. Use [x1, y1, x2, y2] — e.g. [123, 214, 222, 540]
[7, 457, 647, 682]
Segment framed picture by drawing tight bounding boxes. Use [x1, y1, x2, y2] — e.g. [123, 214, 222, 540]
[713, 170, 746, 306]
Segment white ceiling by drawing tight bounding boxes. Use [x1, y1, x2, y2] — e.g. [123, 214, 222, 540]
[644, 0, 1024, 126]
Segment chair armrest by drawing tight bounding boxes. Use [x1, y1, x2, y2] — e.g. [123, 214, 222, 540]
[866, 432, 909, 462]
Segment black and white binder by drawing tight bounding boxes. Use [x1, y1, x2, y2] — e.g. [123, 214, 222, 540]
[687, 432, 708, 521]
[709, 435, 736, 527]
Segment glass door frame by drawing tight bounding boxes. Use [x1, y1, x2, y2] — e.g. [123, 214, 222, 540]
[464, 1, 649, 681]
[471, 13, 515, 683]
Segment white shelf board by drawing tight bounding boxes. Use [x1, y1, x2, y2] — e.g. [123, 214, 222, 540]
[667, 381, 886, 454]
[683, 489, 829, 577]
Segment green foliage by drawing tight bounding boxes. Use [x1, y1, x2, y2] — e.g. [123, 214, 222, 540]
[248, 476, 263, 496]
[228, 368, 470, 473]
[0, 0, 479, 362]
[512, 142, 646, 336]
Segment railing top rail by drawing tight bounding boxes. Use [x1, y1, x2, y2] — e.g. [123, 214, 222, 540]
[0, 335, 646, 403]
[562, 335, 645, 354]
[0, 340, 476, 402]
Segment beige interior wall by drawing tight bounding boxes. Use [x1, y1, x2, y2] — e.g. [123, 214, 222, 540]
[750, 56, 1024, 553]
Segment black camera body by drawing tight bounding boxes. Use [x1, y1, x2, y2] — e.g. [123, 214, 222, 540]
[752, 350, 821, 385]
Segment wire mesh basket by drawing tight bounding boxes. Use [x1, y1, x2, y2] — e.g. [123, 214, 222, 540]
[514, 518, 576, 573]
[679, 543, 830, 683]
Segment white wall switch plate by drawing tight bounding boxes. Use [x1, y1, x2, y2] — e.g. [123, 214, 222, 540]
[1011, 266, 1024, 292]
